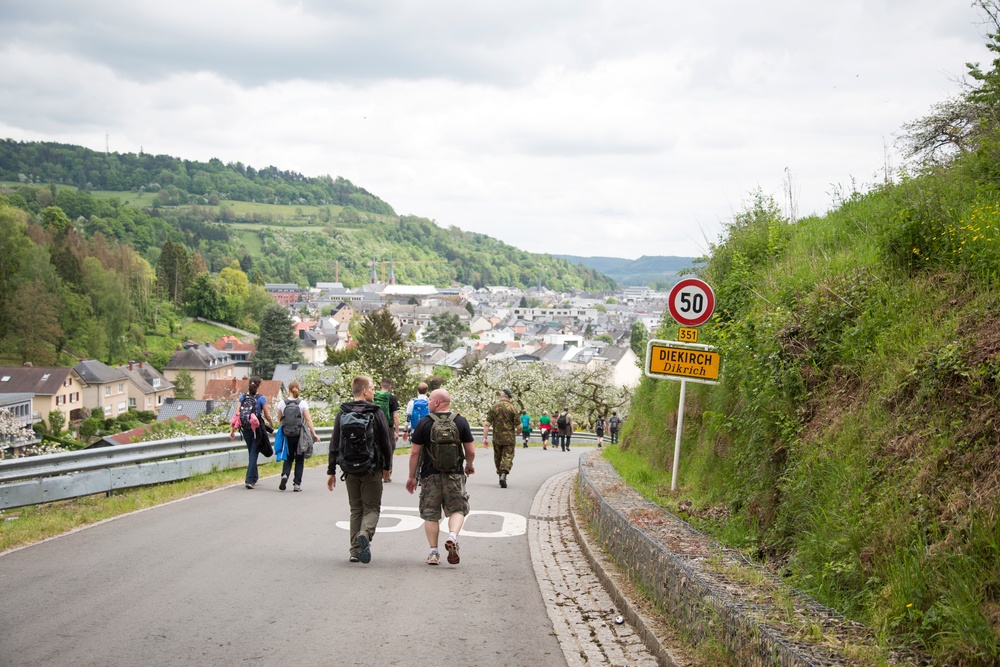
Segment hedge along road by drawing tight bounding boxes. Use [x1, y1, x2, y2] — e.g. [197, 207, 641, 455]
[0, 446, 587, 667]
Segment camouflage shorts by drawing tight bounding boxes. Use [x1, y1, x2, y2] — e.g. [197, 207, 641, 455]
[419, 473, 470, 521]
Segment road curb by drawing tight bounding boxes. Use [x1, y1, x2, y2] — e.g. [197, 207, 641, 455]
[568, 471, 682, 667]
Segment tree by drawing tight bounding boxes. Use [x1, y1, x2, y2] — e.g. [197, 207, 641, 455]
[0, 205, 29, 339]
[297, 367, 346, 405]
[47, 410, 65, 437]
[156, 239, 192, 305]
[350, 306, 412, 393]
[3, 280, 62, 365]
[519, 296, 528, 308]
[559, 364, 631, 428]
[629, 321, 648, 361]
[174, 369, 195, 399]
[423, 312, 468, 352]
[899, 2, 1000, 166]
[185, 273, 222, 321]
[252, 305, 303, 379]
[81, 256, 133, 363]
[464, 302, 475, 316]
[217, 264, 251, 327]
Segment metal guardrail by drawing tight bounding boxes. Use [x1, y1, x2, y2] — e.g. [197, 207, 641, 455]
[0, 426, 600, 511]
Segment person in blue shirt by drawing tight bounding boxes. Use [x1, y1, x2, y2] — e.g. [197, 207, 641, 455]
[229, 375, 274, 489]
[520, 410, 532, 448]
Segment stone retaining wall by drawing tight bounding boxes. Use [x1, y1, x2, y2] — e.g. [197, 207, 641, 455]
[575, 451, 900, 667]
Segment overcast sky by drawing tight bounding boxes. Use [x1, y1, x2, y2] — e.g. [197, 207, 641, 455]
[0, 1, 992, 259]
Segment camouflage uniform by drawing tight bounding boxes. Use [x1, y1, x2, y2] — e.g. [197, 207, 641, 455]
[486, 399, 520, 475]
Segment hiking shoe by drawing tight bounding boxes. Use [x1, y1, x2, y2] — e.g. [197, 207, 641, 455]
[357, 534, 371, 564]
[279, 475, 288, 491]
[245, 482, 255, 489]
[426, 551, 440, 565]
[499, 473, 507, 488]
[292, 484, 301, 492]
[349, 556, 360, 563]
[445, 539, 460, 565]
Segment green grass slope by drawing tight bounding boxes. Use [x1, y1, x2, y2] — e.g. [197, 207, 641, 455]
[619, 177, 1000, 665]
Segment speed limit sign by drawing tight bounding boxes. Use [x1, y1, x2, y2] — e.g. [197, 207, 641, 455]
[668, 278, 715, 327]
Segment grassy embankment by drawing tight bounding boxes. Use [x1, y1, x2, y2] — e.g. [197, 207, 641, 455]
[613, 176, 1000, 665]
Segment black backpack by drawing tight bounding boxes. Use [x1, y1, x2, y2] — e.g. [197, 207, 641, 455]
[282, 398, 303, 438]
[337, 410, 377, 478]
[426, 413, 463, 474]
[239, 393, 257, 429]
[557, 413, 567, 429]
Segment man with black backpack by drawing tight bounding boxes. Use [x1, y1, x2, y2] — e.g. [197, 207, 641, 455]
[327, 376, 394, 564]
[406, 388, 475, 566]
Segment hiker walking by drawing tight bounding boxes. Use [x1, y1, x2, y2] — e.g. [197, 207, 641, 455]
[406, 388, 476, 566]
[374, 378, 400, 480]
[557, 408, 573, 451]
[276, 381, 319, 492]
[327, 376, 394, 564]
[594, 414, 606, 449]
[403, 382, 430, 442]
[229, 375, 274, 489]
[609, 411, 622, 445]
[482, 389, 520, 488]
[520, 410, 532, 448]
[550, 406, 562, 450]
[538, 411, 551, 450]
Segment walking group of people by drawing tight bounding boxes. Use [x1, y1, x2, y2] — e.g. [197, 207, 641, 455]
[230, 374, 622, 568]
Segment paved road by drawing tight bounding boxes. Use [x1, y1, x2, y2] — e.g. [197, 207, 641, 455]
[0, 446, 652, 667]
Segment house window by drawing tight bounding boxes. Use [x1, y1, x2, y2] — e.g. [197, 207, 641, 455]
[104, 387, 111, 397]
[118, 383, 124, 393]
[152, 378, 160, 389]
[117, 402, 127, 413]
[103, 405, 111, 416]
[157, 395, 163, 405]
[129, 398, 136, 408]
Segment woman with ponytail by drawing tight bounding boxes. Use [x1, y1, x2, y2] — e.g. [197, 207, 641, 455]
[229, 375, 274, 489]
[275, 381, 319, 491]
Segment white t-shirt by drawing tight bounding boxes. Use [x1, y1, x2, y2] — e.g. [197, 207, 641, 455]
[276, 398, 310, 418]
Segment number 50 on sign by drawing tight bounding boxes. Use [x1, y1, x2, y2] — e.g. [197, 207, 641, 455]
[668, 278, 715, 327]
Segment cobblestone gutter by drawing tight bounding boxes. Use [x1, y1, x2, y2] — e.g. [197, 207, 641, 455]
[575, 451, 916, 667]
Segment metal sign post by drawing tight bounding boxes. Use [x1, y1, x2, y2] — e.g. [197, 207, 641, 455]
[672, 379, 687, 490]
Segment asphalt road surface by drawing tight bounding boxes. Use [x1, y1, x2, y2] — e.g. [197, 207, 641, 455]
[0, 446, 599, 667]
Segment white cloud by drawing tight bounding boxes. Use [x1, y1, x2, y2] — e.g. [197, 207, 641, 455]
[0, 0, 992, 259]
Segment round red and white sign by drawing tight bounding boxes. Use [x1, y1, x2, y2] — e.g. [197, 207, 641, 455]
[668, 278, 715, 327]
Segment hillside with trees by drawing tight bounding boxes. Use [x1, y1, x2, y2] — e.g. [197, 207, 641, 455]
[619, 5, 1000, 663]
[0, 141, 616, 295]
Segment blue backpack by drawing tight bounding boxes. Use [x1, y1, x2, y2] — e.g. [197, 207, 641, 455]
[410, 397, 429, 430]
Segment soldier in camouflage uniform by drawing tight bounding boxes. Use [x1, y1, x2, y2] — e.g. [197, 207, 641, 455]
[483, 389, 520, 488]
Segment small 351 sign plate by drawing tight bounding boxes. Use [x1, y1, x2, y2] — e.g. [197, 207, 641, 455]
[677, 327, 699, 343]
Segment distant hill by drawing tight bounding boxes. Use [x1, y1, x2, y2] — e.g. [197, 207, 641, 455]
[557, 255, 697, 287]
